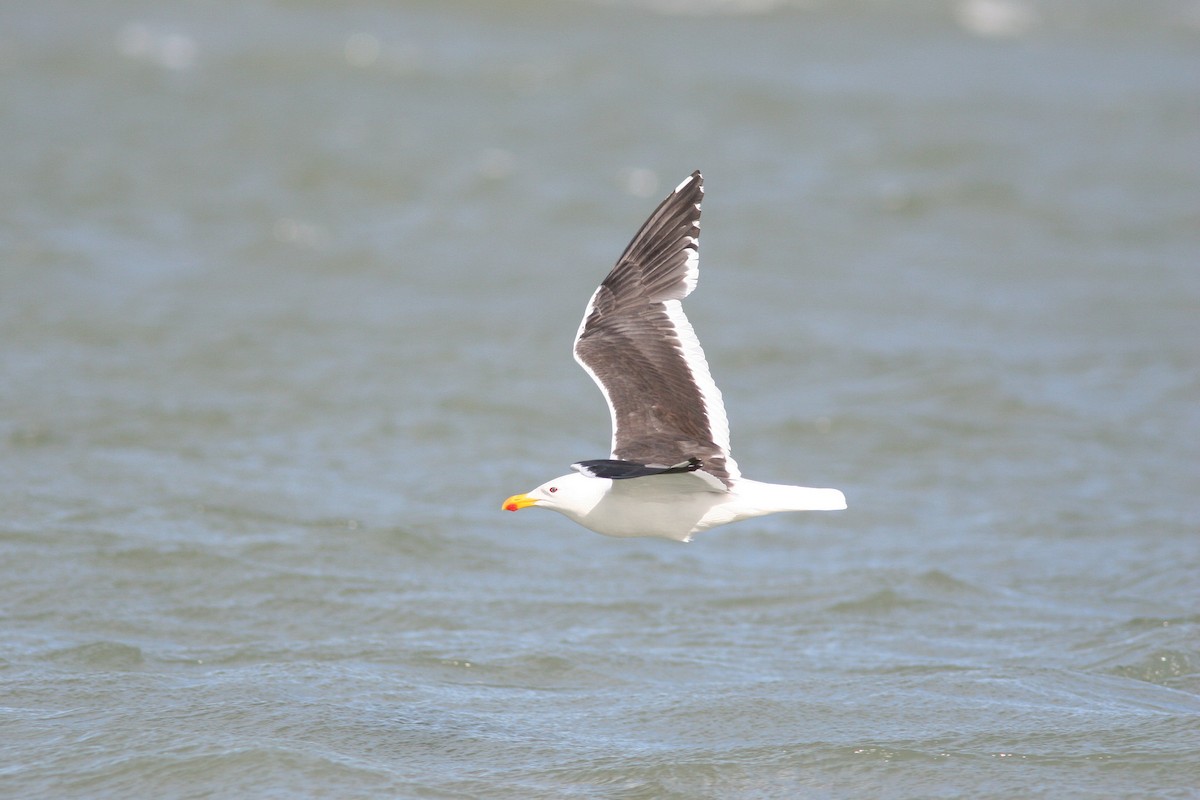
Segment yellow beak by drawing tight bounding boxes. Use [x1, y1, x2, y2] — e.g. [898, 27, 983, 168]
[502, 493, 538, 512]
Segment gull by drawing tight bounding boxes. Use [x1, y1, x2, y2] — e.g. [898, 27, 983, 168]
[502, 171, 846, 542]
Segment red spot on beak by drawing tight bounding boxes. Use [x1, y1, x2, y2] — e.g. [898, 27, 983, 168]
[504, 502, 518, 512]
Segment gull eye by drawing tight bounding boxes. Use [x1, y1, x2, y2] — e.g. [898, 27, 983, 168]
[548, 487, 557, 493]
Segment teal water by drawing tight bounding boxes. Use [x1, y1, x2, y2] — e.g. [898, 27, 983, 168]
[2, 1, 1198, 797]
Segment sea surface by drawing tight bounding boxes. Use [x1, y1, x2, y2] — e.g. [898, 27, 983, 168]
[2, 1, 1198, 797]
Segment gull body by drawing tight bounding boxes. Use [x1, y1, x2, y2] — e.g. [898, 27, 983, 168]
[507, 472, 846, 543]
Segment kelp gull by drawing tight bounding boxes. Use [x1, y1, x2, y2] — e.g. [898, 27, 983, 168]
[502, 171, 846, 542]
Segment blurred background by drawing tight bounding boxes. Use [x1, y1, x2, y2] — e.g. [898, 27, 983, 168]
[2, 1, 1198, 797]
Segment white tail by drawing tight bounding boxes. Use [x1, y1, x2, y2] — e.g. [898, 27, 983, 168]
[737, 480, 848, 512]
[790, 486, 847, 511]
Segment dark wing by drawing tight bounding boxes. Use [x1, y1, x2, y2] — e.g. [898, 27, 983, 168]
[571, 171, 740, 487]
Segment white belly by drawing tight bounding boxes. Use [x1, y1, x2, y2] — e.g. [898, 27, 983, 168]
[559, 475, 846, 542]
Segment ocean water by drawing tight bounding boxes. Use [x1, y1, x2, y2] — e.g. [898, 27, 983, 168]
[2, 1, 1198, 797]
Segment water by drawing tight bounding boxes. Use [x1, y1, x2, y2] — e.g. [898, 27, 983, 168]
[3, 1, 1199, 797]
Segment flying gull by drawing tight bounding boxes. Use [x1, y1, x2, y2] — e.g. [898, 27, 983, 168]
[502, 171, 846, 542]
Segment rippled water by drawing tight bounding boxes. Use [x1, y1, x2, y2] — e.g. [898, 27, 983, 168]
[3, 1, 1199, 797]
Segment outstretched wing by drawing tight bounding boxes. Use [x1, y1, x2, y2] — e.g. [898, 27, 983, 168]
[572, 171, 740, 487]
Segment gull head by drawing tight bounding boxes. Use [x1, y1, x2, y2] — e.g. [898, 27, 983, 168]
[502, 472, 607, 518]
